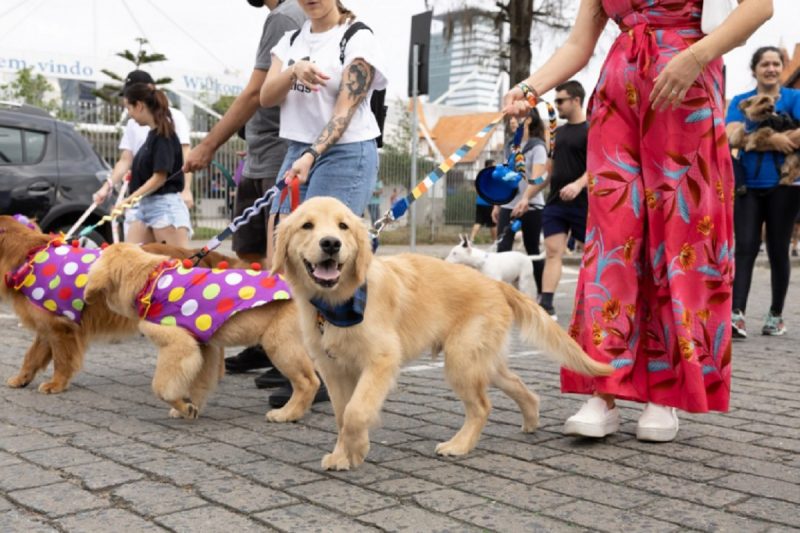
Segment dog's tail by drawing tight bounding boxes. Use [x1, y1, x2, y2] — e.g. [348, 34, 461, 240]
[498, 283, 613, 377]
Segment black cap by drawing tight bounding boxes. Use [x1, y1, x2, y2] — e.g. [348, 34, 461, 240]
[247, 0, 264, 7]
[120, 70, 155, 95]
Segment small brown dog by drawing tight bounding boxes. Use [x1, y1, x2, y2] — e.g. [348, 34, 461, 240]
[273, 197, 613, 470]
[0, 215, 239, 394]
[729, 94, 800, 184]
[84, 243, 319, 421]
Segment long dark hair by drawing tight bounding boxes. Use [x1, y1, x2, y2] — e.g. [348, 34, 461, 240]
[527, 108, 545, 141]
[124, 83, 175, 138]
[750, 46, 784, 72]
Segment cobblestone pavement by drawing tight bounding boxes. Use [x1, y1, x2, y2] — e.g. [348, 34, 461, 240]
[0, 257, 798, 532]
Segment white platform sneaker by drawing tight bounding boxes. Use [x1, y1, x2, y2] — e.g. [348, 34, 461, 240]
[636, 403, 679, 442]
[563, 397, 620, 438]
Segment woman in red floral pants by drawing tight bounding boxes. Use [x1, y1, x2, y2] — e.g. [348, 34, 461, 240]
[503, 0, 773, 441]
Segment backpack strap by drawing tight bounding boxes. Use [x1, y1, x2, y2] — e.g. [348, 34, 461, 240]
[339, 21, 371, 64]
[289, 28, 302, 46]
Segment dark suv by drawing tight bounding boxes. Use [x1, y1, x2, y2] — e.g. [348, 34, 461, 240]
[0, 102, 112, 246]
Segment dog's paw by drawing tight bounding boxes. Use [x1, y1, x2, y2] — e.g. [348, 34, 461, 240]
[435, 439, 473, 457]
[265, 408, 301, 423]
[521, 420, 539, 433]
[169, 408, 182, 419]
[37, 381, 66, 394]
[7, 374, 32, 389]
[321, 451, 352, 471]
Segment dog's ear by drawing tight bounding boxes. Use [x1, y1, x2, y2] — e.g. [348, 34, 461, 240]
[353, 218, 372, 283]
[460, 234, 469, 248]
[271, 217, 290, 275]
[739, 98, 753, 111]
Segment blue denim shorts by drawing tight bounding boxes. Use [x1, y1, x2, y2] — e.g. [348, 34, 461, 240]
[270, 140, 378, 216]
[129, 193, 193, 238]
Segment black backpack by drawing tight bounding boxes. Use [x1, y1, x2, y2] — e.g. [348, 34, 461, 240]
[290, 21, 387, 147]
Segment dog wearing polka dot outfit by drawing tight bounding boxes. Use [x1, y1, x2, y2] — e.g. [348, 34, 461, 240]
[84, 242, 318, 422]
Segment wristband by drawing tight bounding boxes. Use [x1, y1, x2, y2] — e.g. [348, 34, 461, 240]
[301, 147, 320, 163]
[516, 82, 539, 106]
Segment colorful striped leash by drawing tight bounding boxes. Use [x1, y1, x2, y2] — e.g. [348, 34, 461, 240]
[370, 114, 506, 246]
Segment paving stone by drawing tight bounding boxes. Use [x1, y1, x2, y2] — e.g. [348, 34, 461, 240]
[37, 421, 95, 436]
[21, 446, 101, 469]
[112, 481, 207, 516]
[323, 462, 406, 485]
[9, 481, 107, 517]
[636, 496, 771, 532]
[174, 441, 262, 466]
[0, 462, 63, 491]
[0, 496, 10, 512]
[456, 474, 574, 512]
[360, 504, 481, 532]
[57, 508, 166, 532]
[228, 459, 325, 489]
[0, 510, 57, 532]
[0, 433, 64, 453]
[685, 435, 788, 461]
[710, 473, 800, 504]
[451, 501, 585, 533]
[618, 453, 728, 482]
[287, 479, 397, 516]
[458, 454, 564, 485]
[705, 455, 800, 484]
[193, 475, 299, 513]
[248, 440, 326, 463]
[134, 456, 230, 485]
[133, 430, 211, 449]
[368, 477, 443, 497]
[727, 497, 800, 528]
[67, 430, 130, 448]
[540, 454, 644, 483]
[542, 500, 681, 532]
[94, 442, 174, 465]
[626, 473, 747, 507]
[537, 474, 655, 509]
[155, 505, 271, 533]
[62, 459, 144, 490]
[751, 436, 800, 454]
[255, 503, 379, 533]
[0, 451, 22, 468]
[409, 488, 486, 513]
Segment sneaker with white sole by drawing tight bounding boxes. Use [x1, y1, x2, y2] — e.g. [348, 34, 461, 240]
[731, 310, 747, 339]
[563, 397, 620, 438]
[762, 312, 786, 336]
[636, 403, 679, 442]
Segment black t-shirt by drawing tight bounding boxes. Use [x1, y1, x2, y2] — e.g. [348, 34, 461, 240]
[130, 129, 185, 195]
[547, 121, 588, 207]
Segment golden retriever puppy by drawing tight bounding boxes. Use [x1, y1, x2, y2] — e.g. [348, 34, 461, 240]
[84, 243, 319, 422]
[0, 215, 241, 394]
[272, 197, 614, 471]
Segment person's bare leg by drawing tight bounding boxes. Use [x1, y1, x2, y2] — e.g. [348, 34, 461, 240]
[542, 233, 568, 293]
[125, 221, 154, 244]
[469, 223, 481, 241]
[152, 226, 189, 248]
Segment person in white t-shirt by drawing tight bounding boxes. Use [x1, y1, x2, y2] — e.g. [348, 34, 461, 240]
[93, 70, 194, 215]
[259, 0, 387, 218]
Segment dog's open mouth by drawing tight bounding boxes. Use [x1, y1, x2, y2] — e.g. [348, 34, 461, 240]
[303, 258, 342, 287]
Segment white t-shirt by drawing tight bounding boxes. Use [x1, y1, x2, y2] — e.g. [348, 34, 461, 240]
[502, 143, 547, 210]
[271, 20, 388, 144]
[118, 107, 191, 154]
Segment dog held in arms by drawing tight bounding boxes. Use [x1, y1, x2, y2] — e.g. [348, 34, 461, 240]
[445, 233, 540, 297]
[272, 197, 613, 471]
[728, 93, 800, 184]
[83, 242, 319, 421]
[0, 215, 233, 394]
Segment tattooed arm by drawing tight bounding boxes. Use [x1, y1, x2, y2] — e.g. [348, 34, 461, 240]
[282, 58, 375, 184]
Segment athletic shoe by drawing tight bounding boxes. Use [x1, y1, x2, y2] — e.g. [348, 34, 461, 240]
[542, 305, 558, 321]
[563, 397, 620, 438]
[268, 379, 330, 408]
[225, 345, 271, 374]
[731, 310, 747, 339]
[254, 367, 288, 389]
[636, 403, 679, 442]
[762, 312, 786, 336]
[792, 249, 799, 257]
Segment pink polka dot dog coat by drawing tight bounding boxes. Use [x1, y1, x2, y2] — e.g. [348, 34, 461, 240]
[5, 239, 97, 324]
[136, 261, 292, 343]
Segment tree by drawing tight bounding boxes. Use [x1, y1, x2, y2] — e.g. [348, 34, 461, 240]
[385, 97, 414, 153]
[211, 95, 236, 116]
[430, 0, 570, 87]
[0, 67, 59, 113]
[95, 38, 173, 103]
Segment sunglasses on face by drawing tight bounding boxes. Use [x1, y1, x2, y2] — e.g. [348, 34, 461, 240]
[554, 97, 573, 105]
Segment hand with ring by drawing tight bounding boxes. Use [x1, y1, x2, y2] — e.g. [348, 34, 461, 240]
[650, 46, 706, 112]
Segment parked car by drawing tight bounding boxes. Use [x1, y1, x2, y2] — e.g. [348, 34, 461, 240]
[0, 102, 112, 246]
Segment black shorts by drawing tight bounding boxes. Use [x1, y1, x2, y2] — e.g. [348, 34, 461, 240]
[474, 204, 496, 227]
[232, 176, 276, 256]
[542, 201, 587, 242]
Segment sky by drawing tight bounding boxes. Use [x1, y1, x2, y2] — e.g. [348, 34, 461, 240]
[0, 0, 798, 103]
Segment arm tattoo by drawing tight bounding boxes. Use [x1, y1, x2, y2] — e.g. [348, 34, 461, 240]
[311, 59, 376, 154]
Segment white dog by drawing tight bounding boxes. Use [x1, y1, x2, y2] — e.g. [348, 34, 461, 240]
[445, 235, 541, 297]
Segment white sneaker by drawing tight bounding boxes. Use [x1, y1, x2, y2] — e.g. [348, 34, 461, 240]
[636, 403, 679, 442]
[563, 397, 620, 438]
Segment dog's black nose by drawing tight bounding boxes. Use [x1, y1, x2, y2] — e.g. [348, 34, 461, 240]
[319, 236, 341, 256]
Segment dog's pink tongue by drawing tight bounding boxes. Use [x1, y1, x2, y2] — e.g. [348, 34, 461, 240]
[313, 263, 340, 280]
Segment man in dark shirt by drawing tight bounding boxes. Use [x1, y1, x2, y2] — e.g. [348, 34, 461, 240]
[539, 80, 589, 320]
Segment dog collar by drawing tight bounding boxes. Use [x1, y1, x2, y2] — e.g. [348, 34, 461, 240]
[310, 283, 367, 330]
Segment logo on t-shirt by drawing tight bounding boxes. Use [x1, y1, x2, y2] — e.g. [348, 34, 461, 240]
[287, 58, 312, 94]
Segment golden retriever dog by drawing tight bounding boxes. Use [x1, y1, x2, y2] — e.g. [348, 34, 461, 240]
[84, 242, 319, 422]
[729, 94, 800, 184]
[0, 215, 241, 395]
[272, 197, 614, 471]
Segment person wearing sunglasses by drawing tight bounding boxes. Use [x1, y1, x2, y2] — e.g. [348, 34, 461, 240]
[503, 0, 773, 442]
